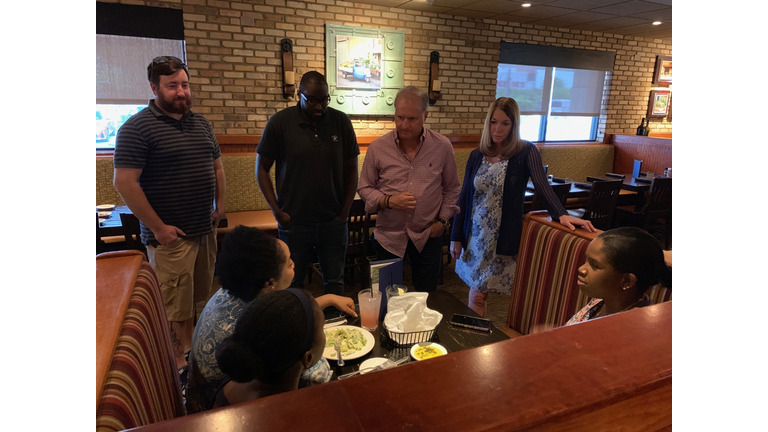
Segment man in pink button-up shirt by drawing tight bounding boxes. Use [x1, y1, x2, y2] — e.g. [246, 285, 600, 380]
[358, 86, 460, 292]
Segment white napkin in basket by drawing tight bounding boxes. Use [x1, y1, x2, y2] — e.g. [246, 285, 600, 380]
[384, 292, 442, 332]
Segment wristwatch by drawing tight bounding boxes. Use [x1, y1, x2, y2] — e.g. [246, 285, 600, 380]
[436, 217, 451, 229]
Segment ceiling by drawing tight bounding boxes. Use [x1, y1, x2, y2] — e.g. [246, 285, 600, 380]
[352, 0, 672, 42]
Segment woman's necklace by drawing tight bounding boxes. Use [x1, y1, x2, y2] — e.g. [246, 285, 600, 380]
[596, 297, 645, 318]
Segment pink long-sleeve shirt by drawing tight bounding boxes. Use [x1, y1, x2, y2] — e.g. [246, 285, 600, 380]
[358, 128, 460, 256]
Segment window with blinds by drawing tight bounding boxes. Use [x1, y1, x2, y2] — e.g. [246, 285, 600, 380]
[496, 43, 615, 142]
[95, 2, 185, 150]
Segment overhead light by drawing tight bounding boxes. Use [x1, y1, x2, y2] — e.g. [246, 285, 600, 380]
[522, 3, 532, 6]
[652, 21, 662, 25]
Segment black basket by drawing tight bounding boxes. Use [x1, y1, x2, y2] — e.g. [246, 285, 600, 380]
[382, 322, 439, 348]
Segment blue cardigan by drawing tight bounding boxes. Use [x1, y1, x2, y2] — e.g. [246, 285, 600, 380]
[450, 144, 567, 256]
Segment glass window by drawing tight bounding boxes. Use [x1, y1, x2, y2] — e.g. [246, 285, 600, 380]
[96, 104, 147, 150]
[496, 64, 548, 115]
[96, 34, 185, 150]
[519, 115, 543, 142]
[496, 64, 607, 142]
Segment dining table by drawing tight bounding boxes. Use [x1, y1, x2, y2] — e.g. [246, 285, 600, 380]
[584, 173, 666, 193]
[325, 289, 510, 379]
[97, 205, 133, 235]
[526, 179, 592, 198]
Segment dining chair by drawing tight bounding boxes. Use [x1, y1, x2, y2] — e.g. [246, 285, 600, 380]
[119, 212, 146, 255]
[345, 199, 371, 289]
[308, 199, 371, 289]
[615, 177, 672, 248]
[567, 180, 622, 230]
[97, 213, 105, 254]
[530, 182, 571, 211]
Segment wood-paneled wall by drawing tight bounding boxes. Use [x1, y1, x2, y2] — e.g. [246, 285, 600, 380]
[216, 134, 484, 154]
[607, 134, 672, 175]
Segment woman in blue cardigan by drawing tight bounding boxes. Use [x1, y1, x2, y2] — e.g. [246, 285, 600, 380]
[450, 97, 596, 316]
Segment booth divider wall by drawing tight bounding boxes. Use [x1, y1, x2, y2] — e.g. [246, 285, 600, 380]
[507, 211, 671, 335]
[96, 250, 185, 431]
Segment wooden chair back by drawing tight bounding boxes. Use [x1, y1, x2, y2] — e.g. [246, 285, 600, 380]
[582, 179, 622, 230]
[346, 200, 371, 289]
[531, 182, 570, 211]
[644, 177, 672, 222]
[119, 212, 146, 254]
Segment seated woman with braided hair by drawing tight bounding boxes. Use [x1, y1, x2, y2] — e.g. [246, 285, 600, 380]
[212, 288, 326, 407]
[185, 226, 356, 413]
[566, 227, 672, 324]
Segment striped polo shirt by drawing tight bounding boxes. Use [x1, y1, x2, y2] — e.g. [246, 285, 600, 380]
[114, 100, 221, 245]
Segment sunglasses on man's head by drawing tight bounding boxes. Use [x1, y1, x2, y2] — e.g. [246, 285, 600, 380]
[147, 56, 188, 80]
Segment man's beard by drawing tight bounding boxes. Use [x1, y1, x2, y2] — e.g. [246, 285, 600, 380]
[157, 93, 193, 115]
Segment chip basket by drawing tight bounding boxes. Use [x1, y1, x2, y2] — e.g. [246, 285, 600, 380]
[382, 322, 440, 348]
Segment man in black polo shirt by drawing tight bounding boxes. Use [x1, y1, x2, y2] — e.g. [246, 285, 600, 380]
[256, 71, 359, 306]
[113, 56, 226, 370]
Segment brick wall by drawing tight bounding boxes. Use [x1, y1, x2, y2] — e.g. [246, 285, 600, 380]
[109, 0, 672, 138]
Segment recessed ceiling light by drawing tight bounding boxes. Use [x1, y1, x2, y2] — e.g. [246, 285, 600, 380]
[522, 3, 532, 7]
[652, 21, 662, 25]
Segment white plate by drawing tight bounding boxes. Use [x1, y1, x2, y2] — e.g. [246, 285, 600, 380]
[323, 325, 375, 361]
[96, 204, 116, 211]
[97, 211, 112, 218]
[359, 357, 388, 374]
[410, 342, 448, 361]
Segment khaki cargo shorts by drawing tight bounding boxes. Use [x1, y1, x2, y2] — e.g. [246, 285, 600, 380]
[146, 231, 217, 322]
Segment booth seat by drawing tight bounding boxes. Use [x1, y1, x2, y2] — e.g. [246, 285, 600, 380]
[507, 210, 671, 335]
[96, 250, 185, 431]
[96, 142, 614, 236]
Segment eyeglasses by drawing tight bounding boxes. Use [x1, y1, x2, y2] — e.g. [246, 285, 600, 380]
[147, 56, 188, 80]
[300, 93, 331, 106]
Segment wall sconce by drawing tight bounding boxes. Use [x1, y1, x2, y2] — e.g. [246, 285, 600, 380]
[428, 51, 441, 105]
[280, 38, 295, 99]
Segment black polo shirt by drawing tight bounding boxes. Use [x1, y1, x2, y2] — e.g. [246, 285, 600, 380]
[257, 103, 359, 223]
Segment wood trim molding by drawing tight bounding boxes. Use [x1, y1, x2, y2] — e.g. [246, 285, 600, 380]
[97, 135, 611, 157]
[607, 134, 672, 148]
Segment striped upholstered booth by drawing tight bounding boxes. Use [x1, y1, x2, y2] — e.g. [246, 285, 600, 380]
[507, 211, 671, 335]
[96, 250, 185, 431]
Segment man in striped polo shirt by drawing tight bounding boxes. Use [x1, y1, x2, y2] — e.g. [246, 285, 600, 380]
[114, 56, 226, 370]
[358, 86, 460, 292]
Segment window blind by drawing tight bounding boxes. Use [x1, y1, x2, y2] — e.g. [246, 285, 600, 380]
[96, 2, 185, 104]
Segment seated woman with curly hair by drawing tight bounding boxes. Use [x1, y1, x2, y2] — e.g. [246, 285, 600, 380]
[185, 226, 356, 413]
[212, 288, 325, 407]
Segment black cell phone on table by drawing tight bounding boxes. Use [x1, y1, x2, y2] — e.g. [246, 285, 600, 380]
[449, 314, 493, 332]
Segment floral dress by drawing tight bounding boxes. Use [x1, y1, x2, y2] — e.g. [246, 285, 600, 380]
[455, 159, 516, 294]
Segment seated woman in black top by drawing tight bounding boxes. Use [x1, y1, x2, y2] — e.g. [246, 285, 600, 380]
[212, 288, 326, 408]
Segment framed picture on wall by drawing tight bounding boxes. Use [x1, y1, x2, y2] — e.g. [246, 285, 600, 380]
[648, 90, 671, 118]
[667, 94, 672, 121]
[653, 55, 672, 86]
[325, 24, 405, 116]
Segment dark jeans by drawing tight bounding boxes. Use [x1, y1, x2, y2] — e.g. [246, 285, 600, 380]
[376, 235, 442, 292]
[279, 219, 348, 296]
